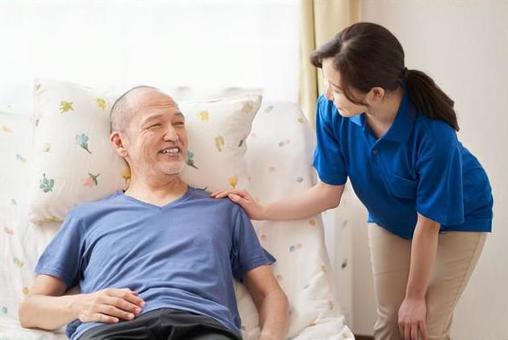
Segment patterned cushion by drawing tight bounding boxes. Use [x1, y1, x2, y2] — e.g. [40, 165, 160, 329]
[28, 79, 261, 223]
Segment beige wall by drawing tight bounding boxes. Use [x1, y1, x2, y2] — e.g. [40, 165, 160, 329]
[348, 0, 508, 338]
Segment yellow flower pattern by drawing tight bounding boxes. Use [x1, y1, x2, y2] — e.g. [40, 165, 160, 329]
[1, 125, 12, 133]
[214, 136, 225, 152]
[198, 110, 209, 121]
[59, 101, 74, 113]
[228, 176, 238, 189]
[96, 97, 107, 110]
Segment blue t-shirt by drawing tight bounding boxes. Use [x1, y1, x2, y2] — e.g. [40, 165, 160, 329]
[313, 91, 493, 240]
[35, 187, 275, 339]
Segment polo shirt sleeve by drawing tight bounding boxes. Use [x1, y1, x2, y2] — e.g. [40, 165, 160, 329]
[415, 122, 465, 225]
[312, 96, 348, 185]
[35, 213, 85, 288]
[231, 206, 275, 281]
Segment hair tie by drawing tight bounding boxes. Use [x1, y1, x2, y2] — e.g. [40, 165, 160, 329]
[402, 67, 409, 78]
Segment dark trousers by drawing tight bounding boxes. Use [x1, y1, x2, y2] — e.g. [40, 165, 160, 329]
[79, 308, 241, 340]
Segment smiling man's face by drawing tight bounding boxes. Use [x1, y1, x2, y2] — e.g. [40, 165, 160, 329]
[119, 89, 188, 178]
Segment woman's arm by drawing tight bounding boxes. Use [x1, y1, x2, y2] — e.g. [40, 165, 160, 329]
[398, 213, 440, 340]
[212, 181, 345, 220]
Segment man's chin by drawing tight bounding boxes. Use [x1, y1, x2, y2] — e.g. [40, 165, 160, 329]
[160, 164, 185, 176]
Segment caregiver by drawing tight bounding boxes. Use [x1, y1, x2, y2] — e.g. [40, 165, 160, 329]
[212, 22, 493, 340]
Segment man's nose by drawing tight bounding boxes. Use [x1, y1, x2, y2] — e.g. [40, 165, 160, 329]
[163, 126, 179, 142]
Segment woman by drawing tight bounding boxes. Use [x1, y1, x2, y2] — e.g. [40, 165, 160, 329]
[212, 22, 493, 340]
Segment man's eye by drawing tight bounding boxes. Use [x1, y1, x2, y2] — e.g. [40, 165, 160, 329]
[148, 124, 161, 129]
[174, 121, 185, 127]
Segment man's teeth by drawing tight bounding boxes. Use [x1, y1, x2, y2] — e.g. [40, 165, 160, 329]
[161, 148, 179, 154]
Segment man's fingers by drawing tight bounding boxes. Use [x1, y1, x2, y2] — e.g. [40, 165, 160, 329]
[107, 289, 144, 306]
[92, 313, 119, 324]
[103, 296, 141, 314]
[98, 304, 135, 320]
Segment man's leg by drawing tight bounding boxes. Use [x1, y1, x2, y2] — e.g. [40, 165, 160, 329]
[159, 309, 240, 340]
[78, 309, 162, 340]
[187, 328, 239, 340]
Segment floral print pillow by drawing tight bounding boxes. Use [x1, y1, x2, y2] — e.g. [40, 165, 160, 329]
[28, 79, 260, 223]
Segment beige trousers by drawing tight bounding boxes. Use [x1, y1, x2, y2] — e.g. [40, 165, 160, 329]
[368, 223, 487, 340]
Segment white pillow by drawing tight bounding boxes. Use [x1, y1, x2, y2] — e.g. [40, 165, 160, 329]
[28, 79, 261, 223]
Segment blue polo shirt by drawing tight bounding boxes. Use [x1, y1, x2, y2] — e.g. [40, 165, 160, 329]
[313, 91, 493, 239]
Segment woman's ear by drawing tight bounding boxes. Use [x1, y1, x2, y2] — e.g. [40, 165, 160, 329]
[366, 87, 385, 105]
[110, 131, 128, 158]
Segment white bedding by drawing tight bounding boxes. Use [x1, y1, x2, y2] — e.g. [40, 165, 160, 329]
[0, 100, 353, 339]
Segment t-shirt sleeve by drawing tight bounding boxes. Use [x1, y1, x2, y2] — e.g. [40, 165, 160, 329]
[34, 213, 85, 288]
[416, 123, 465, 225]
[230, 206, 275, 281]
[312, 96, 348, 185]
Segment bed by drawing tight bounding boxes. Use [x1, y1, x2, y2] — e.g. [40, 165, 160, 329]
[0, 80, 353, 339]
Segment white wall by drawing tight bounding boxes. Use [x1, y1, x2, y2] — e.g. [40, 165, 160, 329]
[349, 0, 508, 338]
[0, 0, 300, 115]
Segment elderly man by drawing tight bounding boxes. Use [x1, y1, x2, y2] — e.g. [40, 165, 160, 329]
[19, 86, 289, 340]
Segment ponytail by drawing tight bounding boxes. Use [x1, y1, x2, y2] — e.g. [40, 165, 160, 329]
[404, 69, 459, 131]
[311, 22, 460, 131]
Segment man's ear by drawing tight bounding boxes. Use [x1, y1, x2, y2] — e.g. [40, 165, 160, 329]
[366, 87, 385, 105]
[110, 131, 128, 158]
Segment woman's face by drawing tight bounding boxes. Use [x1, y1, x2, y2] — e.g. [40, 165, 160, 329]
[321, 58, 368, 117]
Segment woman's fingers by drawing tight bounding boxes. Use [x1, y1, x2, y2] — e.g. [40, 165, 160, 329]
[410, 322, 418, 340]
[228, 193, 248, 205]
[419, 320, 428, 340]
[211, 189, 250, 200]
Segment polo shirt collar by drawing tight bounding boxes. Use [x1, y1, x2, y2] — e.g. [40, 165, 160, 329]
[381, 85, 416, 143]
[348, 84, 416, 143]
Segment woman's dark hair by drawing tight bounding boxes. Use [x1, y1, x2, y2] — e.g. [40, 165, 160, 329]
[310, 22, 459, 131]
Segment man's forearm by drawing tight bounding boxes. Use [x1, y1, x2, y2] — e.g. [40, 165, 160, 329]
[258, 290, 289, 340]
[19, 294, 78, 330]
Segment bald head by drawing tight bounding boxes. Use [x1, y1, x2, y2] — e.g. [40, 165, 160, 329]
[110, 85, 166, 133]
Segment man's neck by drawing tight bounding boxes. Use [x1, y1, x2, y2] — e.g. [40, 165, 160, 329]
[124, 175, 188, 207]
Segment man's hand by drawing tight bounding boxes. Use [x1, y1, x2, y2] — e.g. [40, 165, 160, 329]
[73, 288, 145, 324]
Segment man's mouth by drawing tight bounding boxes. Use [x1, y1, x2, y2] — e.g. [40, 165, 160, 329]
[159, 147, 181, 155]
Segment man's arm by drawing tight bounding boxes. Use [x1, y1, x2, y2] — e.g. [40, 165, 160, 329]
[19, 274, 145, 330]
[244, 265, 289, 340]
